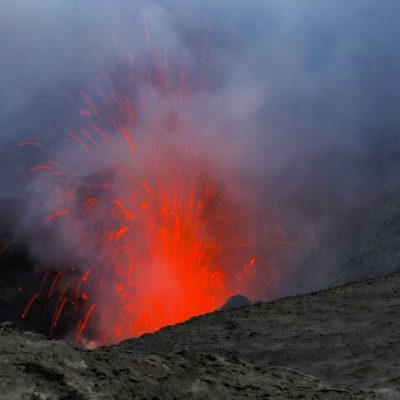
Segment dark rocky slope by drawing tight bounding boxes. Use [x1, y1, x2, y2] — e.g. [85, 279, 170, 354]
[334, 187, 400, 284]
[289, 184, 400, 294]
[2, 274, 400, 399]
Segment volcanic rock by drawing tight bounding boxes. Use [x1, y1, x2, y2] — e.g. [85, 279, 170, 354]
[3, 274, 400, 398]
[289, 184, 400, 294]
[220, 294, 253, 310]
[334, 186, 400, 284]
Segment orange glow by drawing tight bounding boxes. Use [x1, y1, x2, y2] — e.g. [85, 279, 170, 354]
[19, 33, 281, 347]
[52, 296, 68, 328]
[47, 209, 71, 221]
[75, 304, 96, 344]
[30, 165, 52, 173]
[22, 293, 39, 319]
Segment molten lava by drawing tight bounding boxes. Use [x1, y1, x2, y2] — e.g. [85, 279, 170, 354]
[17, 50, 266, 346]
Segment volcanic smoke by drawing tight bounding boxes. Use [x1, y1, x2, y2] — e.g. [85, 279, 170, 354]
[15, 35, 283, 346]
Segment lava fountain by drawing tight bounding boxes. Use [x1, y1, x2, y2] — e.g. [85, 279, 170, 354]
[17, 43, 279, 347]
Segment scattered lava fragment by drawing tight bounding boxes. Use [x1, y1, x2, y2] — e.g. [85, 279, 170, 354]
[19, 33, 280, 347]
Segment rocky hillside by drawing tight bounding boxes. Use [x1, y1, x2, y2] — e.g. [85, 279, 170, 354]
[288, 184, 400, 294]
[2, 273, 400, 399]
[334, 187, 400, 285]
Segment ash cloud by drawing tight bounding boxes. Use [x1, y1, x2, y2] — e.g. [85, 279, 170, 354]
[1, 0, 400, 298]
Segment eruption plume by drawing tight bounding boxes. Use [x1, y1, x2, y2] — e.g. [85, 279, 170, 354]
[17, 40, 282, 346]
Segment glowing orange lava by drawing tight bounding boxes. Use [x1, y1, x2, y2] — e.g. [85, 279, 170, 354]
[20, 42, 268, 346]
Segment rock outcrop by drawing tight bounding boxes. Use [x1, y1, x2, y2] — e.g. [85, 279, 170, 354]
[3, 273, 400, 398]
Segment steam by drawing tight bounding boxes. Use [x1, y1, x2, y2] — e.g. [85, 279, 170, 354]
[1, 0, 400, 301]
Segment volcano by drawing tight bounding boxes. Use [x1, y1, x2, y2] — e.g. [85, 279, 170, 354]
[2, 0, 400, 397]
[7, 56, 284, 345]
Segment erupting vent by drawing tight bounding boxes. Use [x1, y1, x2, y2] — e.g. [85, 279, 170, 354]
[17, 50, 270, 347]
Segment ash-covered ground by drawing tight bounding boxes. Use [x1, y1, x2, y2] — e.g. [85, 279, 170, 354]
[2, 273, 400, 399]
